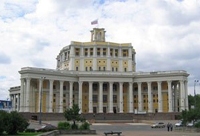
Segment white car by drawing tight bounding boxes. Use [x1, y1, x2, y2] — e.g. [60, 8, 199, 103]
[151, 122, 165, 128]
[187, 122, 194, 127]
[175, 121, 183, 127]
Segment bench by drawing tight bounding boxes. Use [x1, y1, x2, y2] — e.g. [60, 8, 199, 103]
[104, 131, 122, 136]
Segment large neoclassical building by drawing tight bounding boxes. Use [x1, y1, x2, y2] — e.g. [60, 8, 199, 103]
[9, 28, 189, 114]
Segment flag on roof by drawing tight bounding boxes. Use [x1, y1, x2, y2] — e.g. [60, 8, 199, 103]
[91, 19, 98, 25]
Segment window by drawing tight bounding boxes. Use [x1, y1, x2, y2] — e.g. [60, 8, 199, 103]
[90, 67, 92, 71]
[113, 95, 117, 103]
[76, 67, 78, 71]
[99, 67, 101, 71]
[63, 94, 66, 97]
[116, 68, 118, 71]
[53, 85, 56, 89]
[93, 95, 98, 103]
[53, 94, 56, 97]
[103, 84, 107, 91]
[63, 86, 66, 90]
[115, 49, 118, 57]
[124, 68, 126, 72]
[112, 67, 114, 71]
[103, 67, 106, 71]
[93, 83, 98, 91]
[134, 87, 138, 91]
[103, 95, 107, 103]
[113, 84, 117, 91]
[86, 67, 88, 71]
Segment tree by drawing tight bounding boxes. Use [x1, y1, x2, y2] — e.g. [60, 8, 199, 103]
[5, 111, 29, 135]
[64, 104, 85, 130]
[0, 110, 9, 134]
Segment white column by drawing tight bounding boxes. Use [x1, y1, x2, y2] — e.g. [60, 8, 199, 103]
[78, 81, 83, 113]
[38, 79, 42, 112]
[167, 81, 173, 112]
[98, 82, 103, 113]
[59, 81, 64, 113]
[69, 81, 73, 108]
[24, 78, 30, 112]
[185, 81, 189, 110]
[20, 79, 24, 112]
[48, 80, 53, 112]
[129, 82, 133, 113]
[147, 82, 153, 113]
[137, 82, 142, 111]
[180, 80, 185, 111]
[157, 81, 163, 112]
[119, 82, 123, 113]
[13, 95, 16, 111]
[109, 82, 113, 113]
[17, 94, 20, 111]
[89, 82, 93, 113]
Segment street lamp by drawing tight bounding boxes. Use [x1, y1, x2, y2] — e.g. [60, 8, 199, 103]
[39, 77, 46, 125]
[194, 80, 199, 109]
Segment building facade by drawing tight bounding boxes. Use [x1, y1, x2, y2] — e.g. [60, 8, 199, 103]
[9, 28, 189, 114]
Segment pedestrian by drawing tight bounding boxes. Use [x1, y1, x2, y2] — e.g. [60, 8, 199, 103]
[167, 123, 170, 131]
[170, 123, 173, 131]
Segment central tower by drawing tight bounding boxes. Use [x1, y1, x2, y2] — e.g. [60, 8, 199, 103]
[90, 28, 106, 42]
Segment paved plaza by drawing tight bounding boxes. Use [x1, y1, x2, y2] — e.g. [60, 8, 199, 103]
[29, 121, 200, 136]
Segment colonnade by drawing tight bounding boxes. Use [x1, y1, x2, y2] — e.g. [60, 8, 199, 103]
[10, 78, 188, 113]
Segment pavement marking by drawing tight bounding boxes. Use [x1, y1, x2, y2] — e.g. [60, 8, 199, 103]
[92, 123, 111, 125]
[126, 123, 149, 125]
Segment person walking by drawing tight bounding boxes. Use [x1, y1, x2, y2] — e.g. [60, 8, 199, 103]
[170, 123, 173, 131]
[167, 123, 170, 131]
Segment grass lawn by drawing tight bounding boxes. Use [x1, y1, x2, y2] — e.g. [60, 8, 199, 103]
[2, 132, 43, 136]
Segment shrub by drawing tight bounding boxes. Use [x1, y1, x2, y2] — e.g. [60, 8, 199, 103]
[5, 111, 29, 135]
[79, 122, 90, 130]
[71, 123, 78, 130]
[194, 122, 200, 128]
[58, 122, 71, 130]
[0, 110, 9, 135]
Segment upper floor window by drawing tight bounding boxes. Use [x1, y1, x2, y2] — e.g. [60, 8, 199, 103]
[115, 49, 118, 57]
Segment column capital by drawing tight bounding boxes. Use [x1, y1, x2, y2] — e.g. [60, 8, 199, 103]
[157, 81, 162, 84]
[49, 79, 54, 82]
[167, 80, 172, 84]
[137, 82, 142, 86]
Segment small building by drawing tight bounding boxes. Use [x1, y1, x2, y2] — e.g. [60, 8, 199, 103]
[0, 100, 12, 112]
[9, 28, 189, 114]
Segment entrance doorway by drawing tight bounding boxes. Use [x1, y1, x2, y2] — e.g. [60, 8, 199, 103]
[93, 107, 97, 113]
[113, 107, 117, 113]
[103, 107, 107, 113]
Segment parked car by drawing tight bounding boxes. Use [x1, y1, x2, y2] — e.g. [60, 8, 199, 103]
[187, 122, 194, 127]
[175, 121, 183, 127]
[151, 122, 165, 128]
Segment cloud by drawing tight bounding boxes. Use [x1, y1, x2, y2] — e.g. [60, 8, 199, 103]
[0, 0, 200, 99]
[0, 52, 11, 64]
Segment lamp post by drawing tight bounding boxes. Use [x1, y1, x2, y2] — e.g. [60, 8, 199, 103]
[39, 77, 46, 125]
[194, 80, 199, 109]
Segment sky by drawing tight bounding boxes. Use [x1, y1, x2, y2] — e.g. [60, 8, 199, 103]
[0, 0, 200, 100]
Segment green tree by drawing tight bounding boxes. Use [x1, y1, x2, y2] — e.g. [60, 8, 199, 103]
[0, 110, 9, 134]
[5, 111, 29, 135]
[64, 104, 85, 130]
